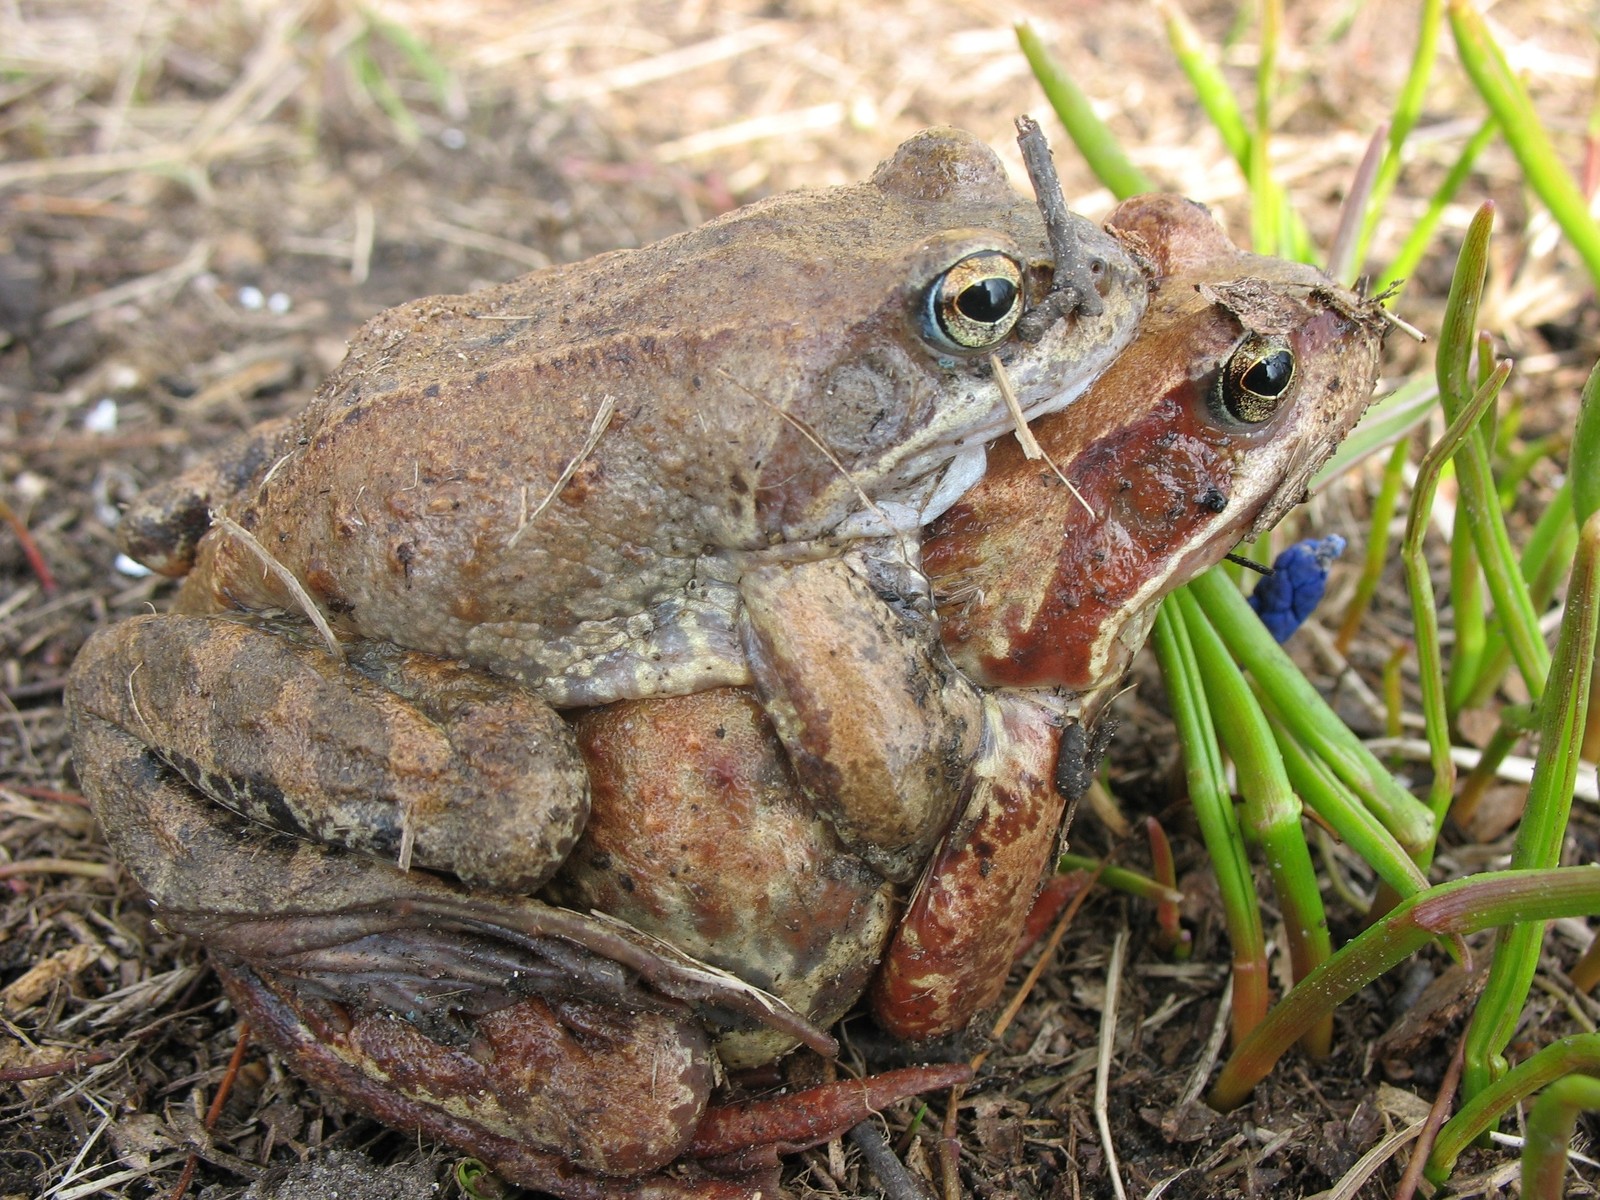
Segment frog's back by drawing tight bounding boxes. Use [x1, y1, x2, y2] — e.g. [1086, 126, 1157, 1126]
[145, 130, 1145, 705]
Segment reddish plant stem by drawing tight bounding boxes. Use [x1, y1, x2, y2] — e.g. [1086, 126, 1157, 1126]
[0, 498, 58, 595]
[168, 1021, 251, 1200]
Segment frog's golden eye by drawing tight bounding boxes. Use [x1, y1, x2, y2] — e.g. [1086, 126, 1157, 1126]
[1216, 334, 1296, 424]
[924, 252, 1025, 353]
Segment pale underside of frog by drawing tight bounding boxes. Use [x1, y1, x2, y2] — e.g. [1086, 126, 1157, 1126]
[67, 121, 1387, 1200]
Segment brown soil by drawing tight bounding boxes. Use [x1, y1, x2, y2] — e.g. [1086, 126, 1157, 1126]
[3, 1, 1598, 1197]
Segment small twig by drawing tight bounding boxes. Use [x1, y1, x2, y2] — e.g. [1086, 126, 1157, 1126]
[1094, 926, 1131, 1200]
[848, 1120, 934, 1200]
[1374, 302, 1427, 342]
[509, 394, 616, 547]
[6, 784, 89, 807]
[1013, 115, 1104, 341]
[987, 861, 1104, 1050]
[1224, 551, 1273, 576]
[168, 1021, 251, 1200]
[41, 242, 211, 331]
[0, 858, 117, 882]
[1179, 975, 1234, 1108]
[0, 498, 58, 595]
[3, 676, 70, 702]
[0, 1048, 122, 1083]
[211, 514, 342, 660]
[988, 354, 1094, 517]
[1326, 123, 1389, 286]
[1390, 1038, 1466, 1200]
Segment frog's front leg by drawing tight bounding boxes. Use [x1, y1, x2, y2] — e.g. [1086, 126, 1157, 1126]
[738, 555, 984, 882]
[68, 612, 588, 893]
[871, 691, 1069, 1041]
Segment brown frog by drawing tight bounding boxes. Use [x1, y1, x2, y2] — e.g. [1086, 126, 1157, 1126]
[68, 152, 1388, 1194]
[80, 127, 1146, 897]
[555, 193, 1392, 1060]
[70, 126, 1148, 1195]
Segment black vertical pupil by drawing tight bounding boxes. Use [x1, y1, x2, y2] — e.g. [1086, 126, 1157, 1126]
[1243, 349, 1294, 396]
[955, 277, 1018, 324]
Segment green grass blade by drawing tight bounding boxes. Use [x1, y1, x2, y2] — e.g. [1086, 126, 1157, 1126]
[1188, 570, 1436, 859]
[1375, 116, 1497, 299]
[1209, 867, 1600, 1109]
[1445, 499, 1488, 714]
[1016, 22, 1154, 200]
[1250, 0, 1282, 257]
[1449, 0, 1600, 289]
[1176, 588, 1333, 1055]
[1336, 440, 1410, 654]
[1352, 0, 1443, 269]
[1151, 602, 1270, 1038]
[1156, 0, 1311, 260]
[1055, 854, 1185, 906]
[1461, 482, 1579, 711]
[1157, 0, 1250, 163]
[1407, 360, 1513, 834]
[1429, 1033, 1600, 1182]
[1522, 1075, 1600, 1198]
[1462, 510, 1600, 1101]
[1575, 361, 1600, 527]
[1437, 201, 1551, 699]
[1264, 710, 1430, 899]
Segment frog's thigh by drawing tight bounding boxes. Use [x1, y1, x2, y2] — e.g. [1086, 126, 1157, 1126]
[738, 559, 981, 882]
[219, 960, 715, 1183]
[67, 614, 587, 893]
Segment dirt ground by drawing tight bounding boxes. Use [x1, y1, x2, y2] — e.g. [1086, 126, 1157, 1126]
[4, 1, 1599, 1197]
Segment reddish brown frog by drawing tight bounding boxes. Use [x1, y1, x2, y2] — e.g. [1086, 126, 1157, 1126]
[69, 152, 1387, 1193]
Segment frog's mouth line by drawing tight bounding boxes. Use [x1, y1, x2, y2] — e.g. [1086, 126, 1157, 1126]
[829, 365, 1109, 542]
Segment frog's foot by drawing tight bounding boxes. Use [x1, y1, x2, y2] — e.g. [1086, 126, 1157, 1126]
[218, 958, 736, 1199]
[70, 688, 836, 1051]
[68, 612, 589, 893]
[223, 957, 967, 1200]
[186, 893, 838, 1056]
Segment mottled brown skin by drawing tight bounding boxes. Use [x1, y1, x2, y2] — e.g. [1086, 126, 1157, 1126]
[67, 184, 1386, 1195]
[142, 129, 1146, 712]
[553, 687, 898, 1069]
[79, 126, 1148, 948]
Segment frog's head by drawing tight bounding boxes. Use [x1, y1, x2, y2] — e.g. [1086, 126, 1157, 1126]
[924, 193, 1389, 701]
[703, 127, 1150, 540]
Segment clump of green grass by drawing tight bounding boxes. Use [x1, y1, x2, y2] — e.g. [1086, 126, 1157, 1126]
[1023, 1, 1600, 1190]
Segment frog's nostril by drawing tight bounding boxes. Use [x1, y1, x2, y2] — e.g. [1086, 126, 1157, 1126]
[1088, 257, 1110, 295]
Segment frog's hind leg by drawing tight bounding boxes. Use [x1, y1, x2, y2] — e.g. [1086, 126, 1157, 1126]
[67, 611, 587, 893]
[69, 680, 841, 1193]
[218, 958, 737, 1196]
